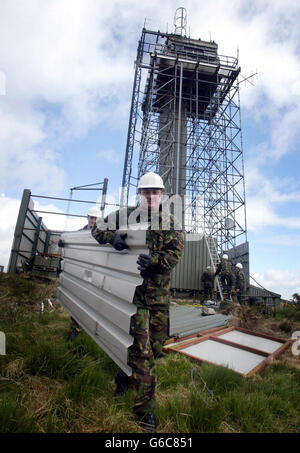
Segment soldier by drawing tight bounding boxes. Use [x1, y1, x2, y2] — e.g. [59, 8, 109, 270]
[81, 206, 102, 230]
[68, 207, 102, 341]
[215, 254, 233, 300]
[91, 172, 184, 432]
[235, 263, 246, 305]
[201, 266, 215, 301]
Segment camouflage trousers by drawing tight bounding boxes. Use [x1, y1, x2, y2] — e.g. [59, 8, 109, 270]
[128, 303, 169, 417]
[220, 273, 233, 299]
[236, 288, 246, 305]
[203, 284, 214, 300]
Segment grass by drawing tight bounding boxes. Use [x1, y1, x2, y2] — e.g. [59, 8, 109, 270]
[0, 273, 300, 433]
[275, 306, 300, 322]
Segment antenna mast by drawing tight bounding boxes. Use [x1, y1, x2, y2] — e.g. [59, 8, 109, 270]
[174, 7, 187, 36]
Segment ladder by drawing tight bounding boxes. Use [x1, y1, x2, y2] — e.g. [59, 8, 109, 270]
[204, 235, 223, 300]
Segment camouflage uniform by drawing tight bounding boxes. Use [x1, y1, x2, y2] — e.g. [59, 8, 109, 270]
[235, 268, 246, 305]
[201, 268, 215, 300]
[215, 258, 233, 300]
[92, 206, 184, 417]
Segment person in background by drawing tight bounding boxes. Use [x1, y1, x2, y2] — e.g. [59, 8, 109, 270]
[215, 254, 233, 301]
[67, 206, 102, 341]
[81, 206, 102, 230]
[235, 262, 246, 305]
[201, 266, 215, 301]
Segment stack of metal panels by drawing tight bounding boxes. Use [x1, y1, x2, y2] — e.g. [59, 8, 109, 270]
[169, 305, 231, 337]
[56, 229, 147, 376]
[56, 228, 231, 373]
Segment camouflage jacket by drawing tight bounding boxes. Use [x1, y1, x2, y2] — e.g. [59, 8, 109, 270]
[91, 206, 184, 307]
[235, 269, 245, 291]
[201, 269, 215, 284]
[215, 259, 233, 277]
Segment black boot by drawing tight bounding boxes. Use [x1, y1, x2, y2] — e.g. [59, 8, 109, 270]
[137, 412, 156, 433]
[67, 318, 81, 342]
[115, 370, 130, 396]
[68, 329, 80, 342]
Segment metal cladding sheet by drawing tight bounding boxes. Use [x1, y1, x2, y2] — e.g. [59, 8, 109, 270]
[56, 229, 147, 376]
[169, 305, 230, 337]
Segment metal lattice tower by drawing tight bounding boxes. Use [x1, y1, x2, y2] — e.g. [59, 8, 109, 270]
[121, 24, 247, 254]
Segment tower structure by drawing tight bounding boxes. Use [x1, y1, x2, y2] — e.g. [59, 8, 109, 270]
[121, 10, 247, 255]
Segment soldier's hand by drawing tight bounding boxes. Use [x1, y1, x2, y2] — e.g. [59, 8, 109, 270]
[137, 253, 152, 274]
[109, 232, 128, 251]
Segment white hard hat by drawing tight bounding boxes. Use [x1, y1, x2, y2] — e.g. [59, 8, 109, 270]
[222, 254, 228, 260]
[137, 172, 165, 190]
[236, 263, 243, 269]
[88, 206, 102, 217]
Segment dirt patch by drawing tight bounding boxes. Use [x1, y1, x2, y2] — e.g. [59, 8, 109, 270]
[222, 304, 299, 342]
[279, 350, 300, 371]
[5, 357, 26, 379]
[278, 321, 293, 334]
[226, 305, 264, 331]
[218, 302, 237, 315]
[23, 375, 64, 419]
[0, 273, 62, 326]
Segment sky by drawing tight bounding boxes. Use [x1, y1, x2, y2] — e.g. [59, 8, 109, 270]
[0, 0, 300, 299]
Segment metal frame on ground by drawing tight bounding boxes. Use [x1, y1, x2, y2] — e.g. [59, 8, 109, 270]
[164, 326, 291, 377]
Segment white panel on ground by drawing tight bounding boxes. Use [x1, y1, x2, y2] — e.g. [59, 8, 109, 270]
[169, 305, 230, 337]
[182, 340, 266, 375]
[56, 229, 147, 376]
[218, 330, 283, 353]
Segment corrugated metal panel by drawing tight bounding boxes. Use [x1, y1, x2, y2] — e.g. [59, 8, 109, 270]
[56, 229, 148, 376]
[17, 199, 48, 267]
[170, 235, 210, 291]
[249, 284, 280, 298]
[9, 190, 53, 273]
[249, 285, 282, 309]
[169, 305, 230, 337]
[227, 241, 250, 287]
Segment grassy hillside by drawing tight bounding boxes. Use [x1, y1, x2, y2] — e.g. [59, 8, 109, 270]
[0, 273, 299, 433]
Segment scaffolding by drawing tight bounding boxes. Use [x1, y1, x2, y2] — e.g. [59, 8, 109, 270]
[8, 179, 109, 275]
[121, 26, 247, 254]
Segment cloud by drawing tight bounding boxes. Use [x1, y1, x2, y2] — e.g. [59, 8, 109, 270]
[1, 0, 300, 196]
[251, 269, 300, 300]
[245, 159, 300, 231]
[0, 195, 21, 269]
[0, 0, 137, 194]
[246, 195, 300, 231]
[256, 234, 300, 247]
[0, 70, 5, 96]
[33, 201, 86, 232]
[95, 149, 122, 164]
[0, 195, 87, 270]
[1, 0, 300, 282]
